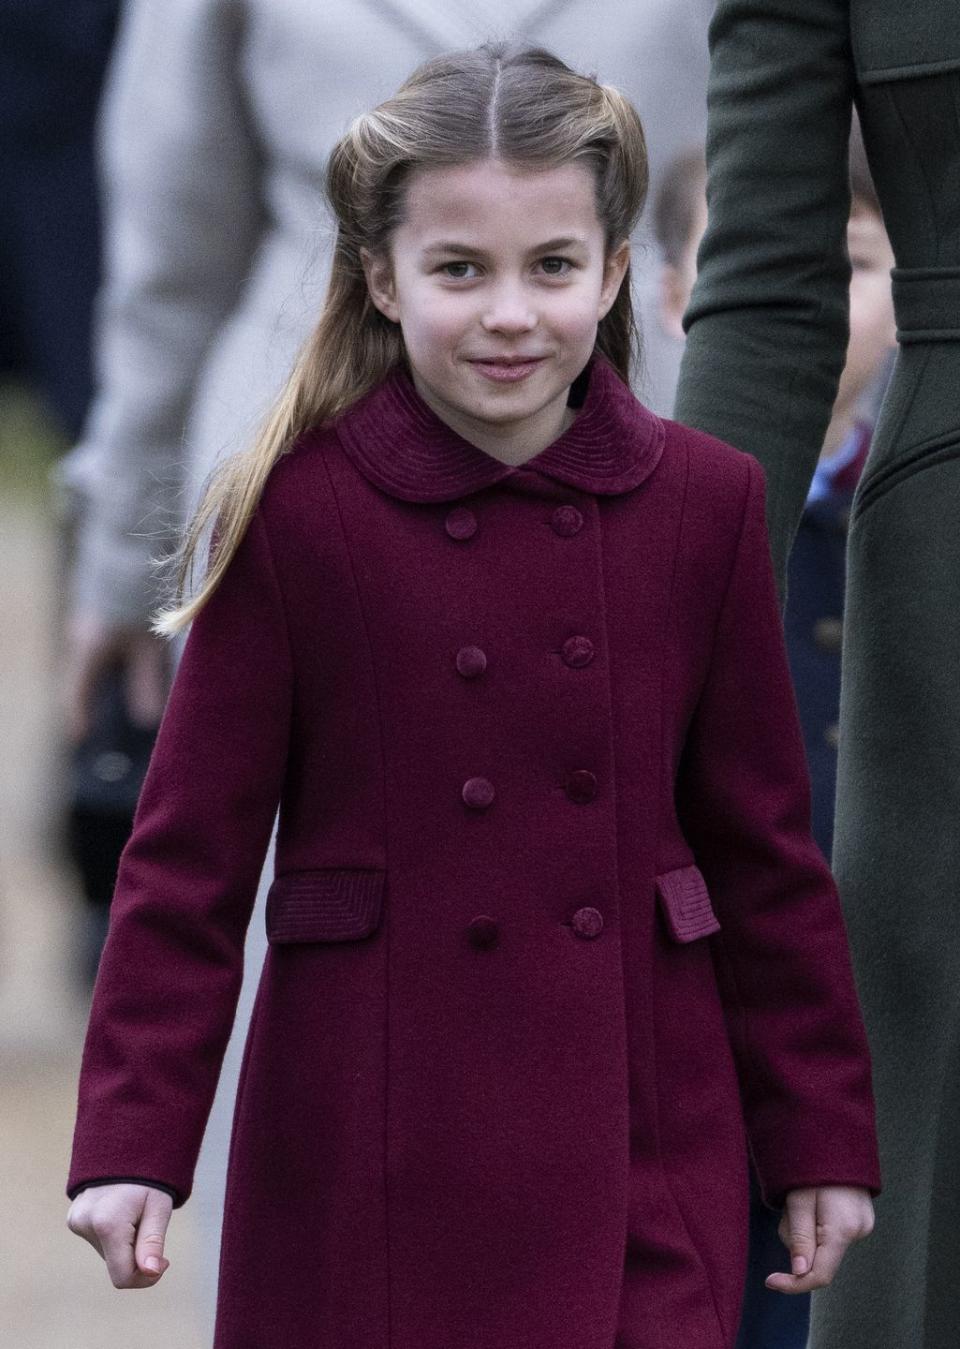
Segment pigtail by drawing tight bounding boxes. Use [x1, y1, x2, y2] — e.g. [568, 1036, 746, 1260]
[592, 84, 649, 385]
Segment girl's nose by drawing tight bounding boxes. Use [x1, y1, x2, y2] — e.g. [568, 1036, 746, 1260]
[480, 285, 537, 334]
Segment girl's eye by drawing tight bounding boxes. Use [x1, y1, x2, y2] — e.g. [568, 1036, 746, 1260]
[440, 261, 480, 279]
[437, 257, 574, 280]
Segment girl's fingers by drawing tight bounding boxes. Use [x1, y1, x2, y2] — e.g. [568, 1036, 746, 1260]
[781, 1187, 817, 1276]
[133, 1187, 173, 1277]
[767, 1187, 876, 1294]
[766, 1224, 848, 1294]
[92, 1208, 140, 1288]
[67, 1184, 173, 1288]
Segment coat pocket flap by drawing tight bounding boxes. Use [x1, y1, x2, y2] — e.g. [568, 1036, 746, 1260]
[655, 864, 721, 943]
[266, 868, 385, 943]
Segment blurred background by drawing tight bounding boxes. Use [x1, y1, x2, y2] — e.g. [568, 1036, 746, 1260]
[0, 390, 206, 1342]
[0, 0, 206, 1338]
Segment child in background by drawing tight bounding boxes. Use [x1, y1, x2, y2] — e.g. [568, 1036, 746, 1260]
[655, 121, 895, 1348]
[65, 44, 879, 1349]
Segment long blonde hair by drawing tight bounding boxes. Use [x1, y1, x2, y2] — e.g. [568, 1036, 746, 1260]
[153, 42, 648, 635]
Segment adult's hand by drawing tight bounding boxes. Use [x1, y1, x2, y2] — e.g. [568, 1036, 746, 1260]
[63, 611, 170, 743]
[67, 1183, 173, 1287]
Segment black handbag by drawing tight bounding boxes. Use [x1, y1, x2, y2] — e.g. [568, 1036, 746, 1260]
[65, 661, 157, 906]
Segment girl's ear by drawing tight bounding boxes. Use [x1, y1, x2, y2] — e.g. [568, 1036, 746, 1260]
[598, 239, 631, 320]
[360, 247, 400, 324]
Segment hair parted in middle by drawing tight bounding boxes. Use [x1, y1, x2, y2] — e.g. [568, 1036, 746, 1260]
[154, 41, 649, 635]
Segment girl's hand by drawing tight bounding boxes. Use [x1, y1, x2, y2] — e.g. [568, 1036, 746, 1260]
[67, 1183, 173, 1288]
[767, 1185, 874, 1294]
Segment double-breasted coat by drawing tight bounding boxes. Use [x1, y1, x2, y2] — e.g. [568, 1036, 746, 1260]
[67, 357, 880, 1349]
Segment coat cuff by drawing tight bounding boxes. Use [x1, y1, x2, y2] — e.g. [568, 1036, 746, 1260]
[754, 1141, 883, 1210]
[67, 1175, 184, 1207]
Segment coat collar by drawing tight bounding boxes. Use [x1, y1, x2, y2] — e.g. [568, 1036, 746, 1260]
[333, 355, 665, 503]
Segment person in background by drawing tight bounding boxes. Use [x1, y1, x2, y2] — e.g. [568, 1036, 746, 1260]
[0, 0, 141, 986]
[673, 4, 960, 1337]
[654, 118, 895, 1348]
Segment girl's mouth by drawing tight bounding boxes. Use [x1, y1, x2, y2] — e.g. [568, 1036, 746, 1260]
[469, 357, 546, 383]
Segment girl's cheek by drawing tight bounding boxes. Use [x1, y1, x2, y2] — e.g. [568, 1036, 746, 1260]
[426, 290, 476, 327]
[547, 281, 604, 317]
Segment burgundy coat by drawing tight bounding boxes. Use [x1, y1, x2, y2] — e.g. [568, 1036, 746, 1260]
[67, 357, 880, 1349]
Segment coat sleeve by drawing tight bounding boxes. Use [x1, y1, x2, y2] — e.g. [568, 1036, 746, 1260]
[66, 505, 292, 1208]
[53, 0, 264, 627]
[673, 0, 855, 606]
[676, 456, 881, 1207]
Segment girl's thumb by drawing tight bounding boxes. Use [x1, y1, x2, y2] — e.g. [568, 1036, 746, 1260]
[785, 1189, 817, 1276]
[135, 1189, 172, 1276]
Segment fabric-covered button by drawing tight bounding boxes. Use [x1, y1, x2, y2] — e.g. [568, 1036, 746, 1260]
[456, 645, 487, 678]
[551, 504, 583, 537]
[468, 915, 500, 950]
[565, 769, 597, 804]
[462, 776, 495, 809]
[561, 635, 595, 668]
[571, 906, 604, 939]
[445, 506, 478, 540]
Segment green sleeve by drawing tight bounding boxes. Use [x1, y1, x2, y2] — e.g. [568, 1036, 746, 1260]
[673, 0, 855, 604]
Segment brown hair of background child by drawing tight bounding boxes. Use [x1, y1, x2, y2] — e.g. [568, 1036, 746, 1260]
[153, 42, 649, 637]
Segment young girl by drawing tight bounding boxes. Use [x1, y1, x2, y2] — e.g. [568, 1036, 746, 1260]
[66, 43, 879, 1349]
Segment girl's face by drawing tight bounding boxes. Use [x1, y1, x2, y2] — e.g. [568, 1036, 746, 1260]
[362, 158, 630, 463]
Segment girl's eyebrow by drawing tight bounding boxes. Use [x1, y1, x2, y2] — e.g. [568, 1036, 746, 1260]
[421, 235, 588, 257]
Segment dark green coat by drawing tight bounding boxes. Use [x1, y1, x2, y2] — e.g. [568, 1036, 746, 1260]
[674, 3, 960, 1346]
